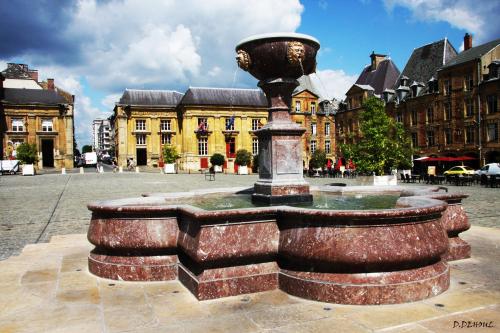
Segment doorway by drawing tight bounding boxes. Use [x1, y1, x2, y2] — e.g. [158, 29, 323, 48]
[136, 148, 147, 166]
[41, 139, 54, 167]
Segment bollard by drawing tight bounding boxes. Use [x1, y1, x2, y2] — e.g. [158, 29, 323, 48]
[100, 166, 104, 173]
[119, 166, 123, 173]
[135, 167, 140, 173]
[80, 167, 84, 174]
[61, 167, 66, 175]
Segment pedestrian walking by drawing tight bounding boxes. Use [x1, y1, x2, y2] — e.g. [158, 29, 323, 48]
[112, 158, 118, 173]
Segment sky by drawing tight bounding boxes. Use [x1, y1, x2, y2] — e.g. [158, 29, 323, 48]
[1, 0, 499, 148]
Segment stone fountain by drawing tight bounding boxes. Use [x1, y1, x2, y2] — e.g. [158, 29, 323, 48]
[86, 33, 471, 305]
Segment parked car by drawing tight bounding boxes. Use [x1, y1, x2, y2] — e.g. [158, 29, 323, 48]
[475, 163, 500, 177]
[443, 165, 475, 175]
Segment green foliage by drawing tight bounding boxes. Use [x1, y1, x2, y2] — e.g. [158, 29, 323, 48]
[310, 149, 327, 169]
[340, 97, 414, 175]
[16, 143, 38, 164]
[210, 153, 225, 166]
[82, 145, 93, 153]
[235, 149, 252, 166]
[162, 145, 181, 164]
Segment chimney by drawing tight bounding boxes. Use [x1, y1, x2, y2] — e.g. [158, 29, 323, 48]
[28, 70, 39, 82]
[464, 33, 472, 51]
[47, 78, 55, 91]
[370, 51, 387, 71]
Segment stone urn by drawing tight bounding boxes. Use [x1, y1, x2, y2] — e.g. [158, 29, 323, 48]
[235, 33, 320, 204]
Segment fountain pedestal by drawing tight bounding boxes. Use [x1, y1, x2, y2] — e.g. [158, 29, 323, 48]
[252, 78, 312, 204]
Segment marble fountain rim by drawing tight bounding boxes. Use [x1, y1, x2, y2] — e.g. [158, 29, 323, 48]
[87, 185, 452, 220]
[236, 32, 320, 50]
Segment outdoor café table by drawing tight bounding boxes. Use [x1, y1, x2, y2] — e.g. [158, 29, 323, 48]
[411, 175, 421, 183]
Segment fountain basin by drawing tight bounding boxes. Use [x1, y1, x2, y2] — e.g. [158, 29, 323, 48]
[86, 185, 469, 304]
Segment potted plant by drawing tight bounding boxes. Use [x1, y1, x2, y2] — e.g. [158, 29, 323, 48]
[162, 144, 180, 174]
[309, 149, 326, 177]
[16, 142, 38, 176]
[210, 153, 225, 173]
[235, 149, 252, 175]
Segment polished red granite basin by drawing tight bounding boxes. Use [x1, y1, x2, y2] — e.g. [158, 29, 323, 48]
[87, 186, 470, 304]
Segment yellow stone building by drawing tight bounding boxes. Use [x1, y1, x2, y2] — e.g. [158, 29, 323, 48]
[112, 88, 267, 172]
[291, 76, 337, 168]
[1, 64, 75, 170]
[112, 89, 183, 167]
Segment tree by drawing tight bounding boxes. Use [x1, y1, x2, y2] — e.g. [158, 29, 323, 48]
[82, 145, 93, 153]
[235, 149, 252, 166]
[16, 143, 38, 164]
[340, 97, 414, 175]
[310, 149, 327, 169]
[210, 153, 225, 166]
[162, 145, 181, 164]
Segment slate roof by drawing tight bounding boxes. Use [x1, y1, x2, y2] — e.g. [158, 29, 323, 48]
[118, 89, 184, 107]
[1, 63, 32, 79]
[355, 58, 400, 95]
[293, 75, 324, 99]
[179, 87, 267, 107]
[2, 88, 67, 105]
[393, 39, 458, 90]
[441, 38, 500, 69]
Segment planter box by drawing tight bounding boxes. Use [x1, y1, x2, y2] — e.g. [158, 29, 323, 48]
[214, 165, 223, 173]
[238, 165, 248, 175]
[373, 175, 397, 186]
[22, 164, 35, 176]
[164, 164, 176, 174]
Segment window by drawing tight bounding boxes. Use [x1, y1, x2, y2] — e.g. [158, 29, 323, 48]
[325, 123, 330, 136]
[444, 128, 452, 145]
[487, 95, 498, 114]
[465, 99, 474, 117]
[198, 137, 208, 156]
[411, 133, 418, 147]
[464, 74, 474, 91]
[161, 134, 171, 145]
[295, 101, 301, 112]
[311, 123, 317, 135]
[225, 117, 235, 131]
[160, 119, 171, 131]
[310, 140, 316, 153]
[411, 110, 417, 126]
[136, 134, 146, 145]
[136, 119, 146, 131]
[252, 138, 259, 155]
[426, 130, 435, 147]
[426, 107, 433, 123]
[396, 113, 403, 123]
[444, 102, 452, 120]
[465, 126, 475, 144]
[325, 140, 331, 154]
[488, 123, 498, 142]
[444, 79, 451, 95]
[252, 119, 261, 131]
[310, 102, 316, 114]
[41, 119, 53, 132]
[11, 118, 24, 132]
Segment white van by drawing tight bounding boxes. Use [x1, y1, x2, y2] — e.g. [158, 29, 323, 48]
[83, 152, 98, 167]
[475, 163, 500, 176]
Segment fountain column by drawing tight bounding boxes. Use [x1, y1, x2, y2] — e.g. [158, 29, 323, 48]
[252, 78, 312, 204]
[235, 33, 320, 205]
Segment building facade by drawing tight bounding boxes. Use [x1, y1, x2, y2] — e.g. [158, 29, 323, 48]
[92, 118, 112, 154]
[1, 64, 75, 169]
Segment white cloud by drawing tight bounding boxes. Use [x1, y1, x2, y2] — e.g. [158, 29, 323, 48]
[316, 69, 358, 100]
[383, 0, 500, 43]
[101, 93, 122, 110]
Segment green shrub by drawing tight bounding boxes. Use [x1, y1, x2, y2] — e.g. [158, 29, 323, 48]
[16, 143, 38, 164]
[210, 153, 225, 166]
[310, 149, 326, 169]
[235, 149, 252, 166]
[162, 145, 180, 164]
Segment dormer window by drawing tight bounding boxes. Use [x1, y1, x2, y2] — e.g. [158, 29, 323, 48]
[295, 101, 301, 112]
[310, 102, 316, 114]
